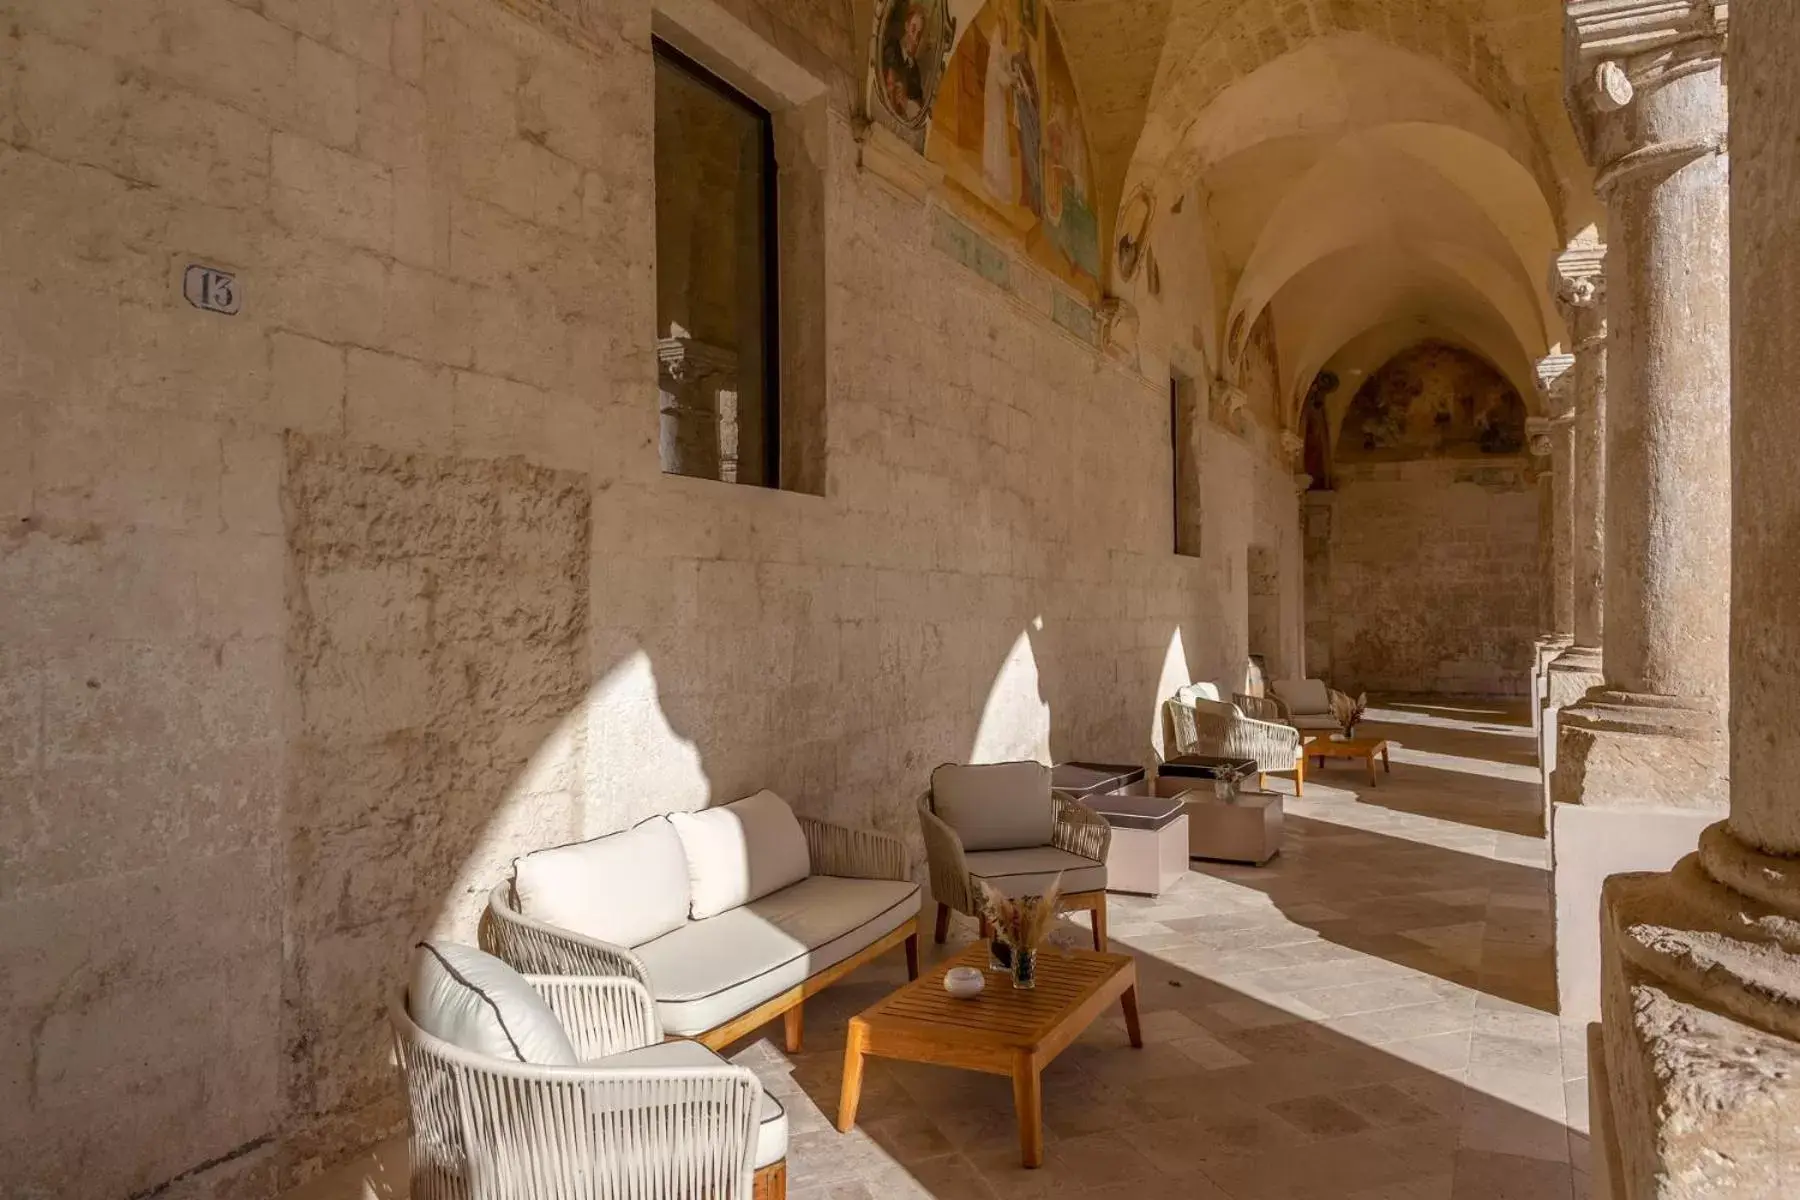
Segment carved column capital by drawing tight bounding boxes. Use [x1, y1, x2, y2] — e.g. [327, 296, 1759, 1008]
[1279, 429, 1304, 467]
[1534, 353, 1578, 421]
[1097, 296, 1139, 360]
[1524, 416, 1559, 461]
[657, 335, 738, 384]
[1211, 378, 1247, 418]
[1563, 2, 1728, 186]
[1551, 240, 1608, 334]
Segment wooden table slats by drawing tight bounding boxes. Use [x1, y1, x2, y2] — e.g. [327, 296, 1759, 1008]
[837, 944, 1141, 1168]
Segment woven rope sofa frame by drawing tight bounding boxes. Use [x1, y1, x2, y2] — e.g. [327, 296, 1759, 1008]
[916, 788, 1113, 952]
[1165, 693, 1305, 792]
[480, 814, 920, 1056]
[392, 973, 786, 1200]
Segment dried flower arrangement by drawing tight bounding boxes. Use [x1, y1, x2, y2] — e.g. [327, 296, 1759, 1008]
[975, 872, 1065, 953]
[1329, 689, 1369, 735]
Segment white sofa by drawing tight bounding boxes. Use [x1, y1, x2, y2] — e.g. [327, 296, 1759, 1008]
[396, 940, 790, 1199]
[483, 790, 920, 1053]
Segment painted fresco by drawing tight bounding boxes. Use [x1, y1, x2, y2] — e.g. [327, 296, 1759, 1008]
[1337, 341, 1527, 463]
[869, 0, 954, 150]
[869, 0, 1101, 289]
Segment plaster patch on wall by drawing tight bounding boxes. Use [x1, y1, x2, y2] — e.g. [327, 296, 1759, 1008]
[281, 434, 589, 1159]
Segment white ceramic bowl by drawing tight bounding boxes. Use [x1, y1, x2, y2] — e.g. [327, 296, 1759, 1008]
[943, 966, 985, 999]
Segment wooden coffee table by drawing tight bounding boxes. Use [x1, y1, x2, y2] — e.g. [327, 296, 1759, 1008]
[837, 943, 1141, 1167]
[1306, 735, 1392, 786]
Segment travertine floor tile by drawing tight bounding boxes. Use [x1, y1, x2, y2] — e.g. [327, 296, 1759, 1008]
[741, 700, 1580, 1199]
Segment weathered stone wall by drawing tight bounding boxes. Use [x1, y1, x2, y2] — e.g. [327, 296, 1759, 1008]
[0, 0, 1300, 1194]
[1324, 459, 1539, 695]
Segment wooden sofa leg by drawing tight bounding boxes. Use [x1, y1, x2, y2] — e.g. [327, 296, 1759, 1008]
[905, 931, 920, 980]
[934, 902, 951, 944]
[784, 1003, 803, 1054]
[1091, 897, 1109, 953]
[1258, 772, 1267, 791]
[753, 1160, 787, 1200]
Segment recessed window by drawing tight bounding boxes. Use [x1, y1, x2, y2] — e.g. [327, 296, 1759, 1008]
[653, 39, 780, 487]
[1172, 371, 1201, 556]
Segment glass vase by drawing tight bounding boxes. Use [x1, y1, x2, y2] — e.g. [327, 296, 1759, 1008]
[988, 937, 1012, 972]
[1011, 947, 1037, 990]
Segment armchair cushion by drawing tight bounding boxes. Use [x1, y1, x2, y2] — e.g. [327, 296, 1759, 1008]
[408, 941, 577, 1066]
[669, 790, 812, 920]
[594, 1040, 788, 1169]
[513, 817, 691, 949]
[965, 846, 1105, 897]
[930, 761, 1054, 851]
[1177, 682, 1223, 705]
[1272, 678, 1332, 715]
[1290, 713, 1342, 732]
[634, 875, 919, 1036]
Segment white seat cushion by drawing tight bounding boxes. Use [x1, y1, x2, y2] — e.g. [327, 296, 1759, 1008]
[668, 790, 812, 920]
[1272, 678, 1332, 715]
[634, 875, 920, 1037]
[965, 846, 1106, 897]
[931, 761, 1053, 851]
[408, 942, 576, 1065]
[513, 817, 692, 949]
[593, 1040, 787, 1168]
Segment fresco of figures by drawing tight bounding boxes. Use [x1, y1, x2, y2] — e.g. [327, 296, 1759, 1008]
[868, 0, 1101, 291]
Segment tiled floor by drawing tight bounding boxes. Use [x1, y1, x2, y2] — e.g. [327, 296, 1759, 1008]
[726, 698, 1590, 1200]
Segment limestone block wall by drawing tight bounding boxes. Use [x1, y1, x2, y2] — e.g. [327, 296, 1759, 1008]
[1322, 460, 1539, 696]
[0, 0, 1301, 1193]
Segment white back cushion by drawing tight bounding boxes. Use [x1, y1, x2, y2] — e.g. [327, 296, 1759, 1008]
[409, 941, 576, 1065]
[1177, 682, 1222, 705]
[668, 790, 812, 920]
[1273, 678, 1331, 714]
[931, 761, 1053, 851]
[513, 817, 692, 948]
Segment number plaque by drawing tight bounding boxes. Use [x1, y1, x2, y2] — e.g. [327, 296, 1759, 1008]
[183, 264, 240, 315]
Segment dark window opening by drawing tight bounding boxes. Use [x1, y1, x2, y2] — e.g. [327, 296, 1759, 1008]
[653, 40, 780, 487]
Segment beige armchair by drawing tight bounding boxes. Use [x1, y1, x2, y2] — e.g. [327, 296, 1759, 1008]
[1269, 678, 1355, 733]
[1166, 683, 1305, 792]
[917, 761, 1112, 951]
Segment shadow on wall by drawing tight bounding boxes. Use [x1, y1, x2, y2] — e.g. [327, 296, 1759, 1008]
[278, 434, 1223, 1193]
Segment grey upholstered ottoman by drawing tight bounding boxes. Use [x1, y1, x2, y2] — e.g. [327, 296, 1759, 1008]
[1178, 788, 1283, 866]
[1083, 793, 1189, 896]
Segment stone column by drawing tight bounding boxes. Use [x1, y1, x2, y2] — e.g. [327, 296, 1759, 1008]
[1551, 1, 1730, 1024]
[656, 335, 737, 480]
[1529, 358, 1575, 814]
[1539, 246, 1604, 826]
[1589, 7, 1800, 1193]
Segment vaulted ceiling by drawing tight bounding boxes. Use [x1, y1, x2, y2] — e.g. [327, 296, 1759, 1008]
[1040, 0, 1597, 419]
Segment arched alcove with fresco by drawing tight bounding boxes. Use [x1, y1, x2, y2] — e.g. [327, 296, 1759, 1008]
[1311, 340, 1539, 697]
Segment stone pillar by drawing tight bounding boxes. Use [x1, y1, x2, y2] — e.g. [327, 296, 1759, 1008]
[1539, 246, 1605, 824]
[1528, 356, 1575, 748]
[656, 335, 738, 480]
[1552, 1, 1730, 1024]
[1591, 7, 1800, 1193]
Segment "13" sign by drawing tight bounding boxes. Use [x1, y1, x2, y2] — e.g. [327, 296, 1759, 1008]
[183, 264, 241, 315]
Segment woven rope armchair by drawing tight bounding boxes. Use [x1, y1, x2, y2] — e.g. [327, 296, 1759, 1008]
[1167, 684, 1304, 784]
[917, 762, 1112, 952]
[394, 972, 777, 1200]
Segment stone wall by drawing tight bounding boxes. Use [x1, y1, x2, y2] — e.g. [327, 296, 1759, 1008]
[0, 0, 1300, 1194]
[1322, 459, 1539, 695]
